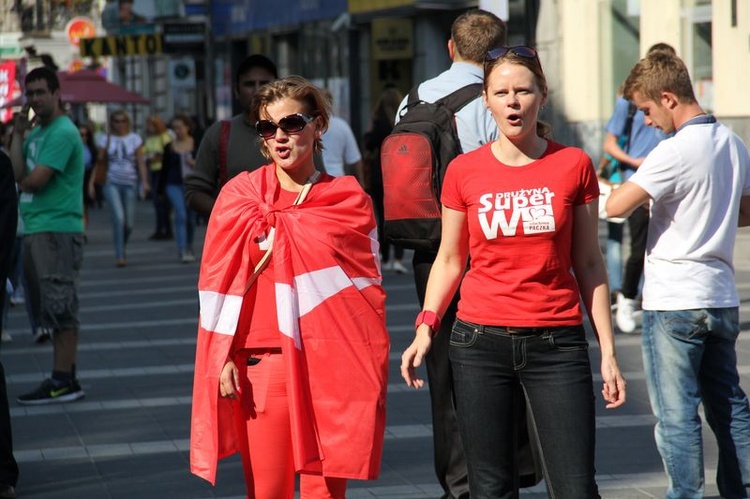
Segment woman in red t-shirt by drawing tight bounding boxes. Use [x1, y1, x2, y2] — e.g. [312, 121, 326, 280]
[401, 47, 626, 497]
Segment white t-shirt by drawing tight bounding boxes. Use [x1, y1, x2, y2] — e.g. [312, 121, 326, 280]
[321, 116, 362, 177]
[98, 133, 143, 185]
[629, 119, 750, 310]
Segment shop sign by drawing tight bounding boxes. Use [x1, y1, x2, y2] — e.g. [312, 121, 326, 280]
[80, 34, 163, 58]
[371, 18, 413, 60]
[162, 22, 205, 53]
[66, 17, 97, 47]
[169, 58, 196, 89]
[0, 61, 18, 123]
[348, 0, 413, 14]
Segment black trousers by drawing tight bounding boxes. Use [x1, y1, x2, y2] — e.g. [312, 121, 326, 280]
[0, 290, 19, 489]
[413, 251, 469, 499]
[621, 206, 649, 299]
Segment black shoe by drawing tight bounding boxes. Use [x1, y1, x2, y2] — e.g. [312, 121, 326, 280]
[0, 484, 16, 499]
[148, 232, 163, 240]
[17, 378, 85, 405]
[33, 327, 51, 344]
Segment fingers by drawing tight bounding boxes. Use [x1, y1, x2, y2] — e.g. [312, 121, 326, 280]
[602, 375, 627, 409]
[400, 344, 427, 389]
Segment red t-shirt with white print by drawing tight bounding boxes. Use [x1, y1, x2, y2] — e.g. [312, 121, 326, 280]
[441, 140, 599, 327]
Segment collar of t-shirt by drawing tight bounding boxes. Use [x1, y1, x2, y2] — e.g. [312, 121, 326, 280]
[676, 114, 716, 133]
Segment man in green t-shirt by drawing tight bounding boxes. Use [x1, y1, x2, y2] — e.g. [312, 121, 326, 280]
[9, 67, 85, 405]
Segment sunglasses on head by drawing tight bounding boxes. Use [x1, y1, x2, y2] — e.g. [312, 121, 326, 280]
[486, 46, 538, 61]
[255, 113, 315, 139]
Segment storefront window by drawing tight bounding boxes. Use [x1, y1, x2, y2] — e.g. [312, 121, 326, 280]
[682, 0, 712, 111]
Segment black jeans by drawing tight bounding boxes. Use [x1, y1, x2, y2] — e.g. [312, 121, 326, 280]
[449, 319, 599, 499]
[413, 250, 469, 498]
[622, 206, 649, 299]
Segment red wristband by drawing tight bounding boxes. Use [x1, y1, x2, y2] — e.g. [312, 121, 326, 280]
[415, 310, 441, 337]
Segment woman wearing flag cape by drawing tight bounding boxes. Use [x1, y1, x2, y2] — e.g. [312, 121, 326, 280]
[190, 76, 389, 498]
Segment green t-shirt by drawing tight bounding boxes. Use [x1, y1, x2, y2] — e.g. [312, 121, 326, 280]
[19, 115, 84, 234]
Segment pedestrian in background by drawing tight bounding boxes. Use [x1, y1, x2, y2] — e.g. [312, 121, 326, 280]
[143, 115, 173, 241]
[393, 10, 506, 498]
[0, 149, 19, 498]
[402, 45, 626, 497]
[363, 85, 409, 274]
[77, 121, 98, 232]
[158, 114, 196, 263]
[89, 109, 150, 267]
[607, 49, 750, 499]
[185, 54, 278, 217]
[321, 88, 364, 184]
[190, 76, 389, 498]
[605, 43, 674, 333]
[9, 67, 85, 405]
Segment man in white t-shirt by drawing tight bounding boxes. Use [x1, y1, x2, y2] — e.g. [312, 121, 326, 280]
[607, 51, 750, 498]
[321, 90, 363, 183]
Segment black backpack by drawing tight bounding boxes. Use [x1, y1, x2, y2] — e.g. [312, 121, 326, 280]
[380, 83, 482, 252]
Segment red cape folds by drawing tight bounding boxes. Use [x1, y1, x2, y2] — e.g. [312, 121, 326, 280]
[190, 164, 389, 484]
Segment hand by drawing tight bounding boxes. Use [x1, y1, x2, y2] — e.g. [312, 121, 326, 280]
[13, 106, 32, 134]
[400, 326, 433, 389]
[87, 182, 97, 201]
[219, 360, 241, 399]
[140, 182, 151, 199]
[600, 355, 626, 409]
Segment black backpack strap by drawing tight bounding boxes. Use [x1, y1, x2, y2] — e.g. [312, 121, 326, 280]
[436, 83, 483, 113]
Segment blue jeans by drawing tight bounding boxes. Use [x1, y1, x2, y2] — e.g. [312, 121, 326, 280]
[102, 182, 136, 260]
[642, 308, 750, 499]
[449, 319, 599, 498]
[606, 222, 623, 292]
[164, 184, 195, 254]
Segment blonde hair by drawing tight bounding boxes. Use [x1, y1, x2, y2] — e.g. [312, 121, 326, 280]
[251, 76, 331, 159]
[623, 51, 696, 104]
[146, 115, 167, 134]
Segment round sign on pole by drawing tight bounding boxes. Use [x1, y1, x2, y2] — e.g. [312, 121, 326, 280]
[66, 17, 97, 47]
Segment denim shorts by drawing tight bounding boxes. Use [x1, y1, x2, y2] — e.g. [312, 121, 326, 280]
[23, 232, 83, 330]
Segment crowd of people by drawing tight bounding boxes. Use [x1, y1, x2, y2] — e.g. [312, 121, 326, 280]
[1, 7, 749, 499]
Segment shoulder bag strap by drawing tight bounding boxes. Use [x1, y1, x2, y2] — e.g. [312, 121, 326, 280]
[218, 120, 231, 187]
[621, 102, 638, 153]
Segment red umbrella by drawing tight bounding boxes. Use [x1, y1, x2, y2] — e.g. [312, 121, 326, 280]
[57, 70, 149, 104]
[0, 70, 150, 107]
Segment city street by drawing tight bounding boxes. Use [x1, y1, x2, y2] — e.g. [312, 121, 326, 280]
[2, 199, 750, 499]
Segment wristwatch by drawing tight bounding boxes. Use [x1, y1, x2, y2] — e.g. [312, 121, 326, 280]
[415, 310, 441, 337]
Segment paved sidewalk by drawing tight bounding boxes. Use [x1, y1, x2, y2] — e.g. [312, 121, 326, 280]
[1, 202, 749, 498]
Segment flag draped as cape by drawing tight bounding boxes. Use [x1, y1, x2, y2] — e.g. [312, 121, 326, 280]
[190, 164, 389, 484]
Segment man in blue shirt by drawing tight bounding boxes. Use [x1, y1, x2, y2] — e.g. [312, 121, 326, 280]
[604, 43, 674, 334]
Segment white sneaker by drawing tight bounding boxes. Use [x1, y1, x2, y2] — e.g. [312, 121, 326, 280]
[392, 260, 409, 274]
[381, 260, 394, 271]
[1, 330, 12, 343]
[615, 293, 639, 334]
[181, 251, 196, 263]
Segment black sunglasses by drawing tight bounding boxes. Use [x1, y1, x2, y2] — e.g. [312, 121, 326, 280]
[486, 46, 538, 61]
[255, 113, 315, 139]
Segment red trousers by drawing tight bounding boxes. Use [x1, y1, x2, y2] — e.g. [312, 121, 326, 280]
[232, 349, 347, 499]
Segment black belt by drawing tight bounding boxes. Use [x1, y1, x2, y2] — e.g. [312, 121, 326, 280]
[478, 325, 548, 335]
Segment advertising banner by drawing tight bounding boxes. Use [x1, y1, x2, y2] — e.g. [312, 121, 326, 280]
[0, 61, 18, 123]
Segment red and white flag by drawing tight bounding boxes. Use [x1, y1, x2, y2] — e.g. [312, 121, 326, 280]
[190, 165, 389, 484]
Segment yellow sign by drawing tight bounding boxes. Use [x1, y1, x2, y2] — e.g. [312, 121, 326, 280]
[371, 18, 413, 60]
[348, 0, 413, 14]
[79, 34, 163, 58]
